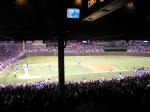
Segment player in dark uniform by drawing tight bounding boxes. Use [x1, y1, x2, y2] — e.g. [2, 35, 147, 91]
[78, 60, 81, 66]
[49, 64, 51, 71]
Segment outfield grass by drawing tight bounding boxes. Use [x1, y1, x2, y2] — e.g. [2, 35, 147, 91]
[0, 55, 150, 83]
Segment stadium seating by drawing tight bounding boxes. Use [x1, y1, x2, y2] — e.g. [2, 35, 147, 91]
[0, 73, 150, 112]
[0, 40, 150, 112]
[0, 40, 150, 72]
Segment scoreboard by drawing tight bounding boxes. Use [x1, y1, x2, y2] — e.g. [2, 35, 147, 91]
[88, 0, 114, 8]
[65, 0, 129, 35]
[82, 0, 129, 21]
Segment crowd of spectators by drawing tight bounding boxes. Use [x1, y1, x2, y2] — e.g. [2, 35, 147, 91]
[0, 40, 150, 72]
[28, 46, 58, 54]
[0, 44, 24, 72]
[110, 40, 128, 47]
[27, 40, 150, 53]
[28, 43, 104, 54]
[0, 72, 150, 112]
[65, 44, 104, 54]
[127, 40, 150, 53]
[0, 41, 150, 112]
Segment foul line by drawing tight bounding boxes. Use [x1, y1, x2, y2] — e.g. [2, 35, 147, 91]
[64, 69, 130, 76]
[17, 69, 130, 79]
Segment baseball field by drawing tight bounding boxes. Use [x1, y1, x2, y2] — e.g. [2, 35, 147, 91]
[0, 55, 150, 83]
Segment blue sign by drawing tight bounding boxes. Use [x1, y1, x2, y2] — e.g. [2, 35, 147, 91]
[67, 8, 80, 19]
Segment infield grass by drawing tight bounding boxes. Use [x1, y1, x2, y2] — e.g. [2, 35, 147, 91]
[0, 56, 150, 83]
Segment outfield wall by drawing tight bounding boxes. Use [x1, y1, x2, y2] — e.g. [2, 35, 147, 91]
[26, 52, 150, 57]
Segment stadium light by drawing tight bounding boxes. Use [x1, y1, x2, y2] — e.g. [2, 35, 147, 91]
[83, 40, 87, 43]
[143, 41, 148, 43]
[74, 0, 82, 6]
[126, 1, 135, 10]
[15, 0, 28, 6]
[100, 0, 104, 2]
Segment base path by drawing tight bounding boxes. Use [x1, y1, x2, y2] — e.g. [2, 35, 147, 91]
[82, 64, 120, 73]
[17, 74, 51, 79]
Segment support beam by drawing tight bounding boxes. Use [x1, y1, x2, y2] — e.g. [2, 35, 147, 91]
[58, 36, 65, 88]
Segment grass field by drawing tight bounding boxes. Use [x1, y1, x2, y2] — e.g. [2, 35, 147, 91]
[0, 55, 150, 83]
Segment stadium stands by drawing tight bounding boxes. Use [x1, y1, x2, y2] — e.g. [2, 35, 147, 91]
[0, 73, 150, 112]
[0, 40, 150, 112]
[0, 40, 150, 72]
